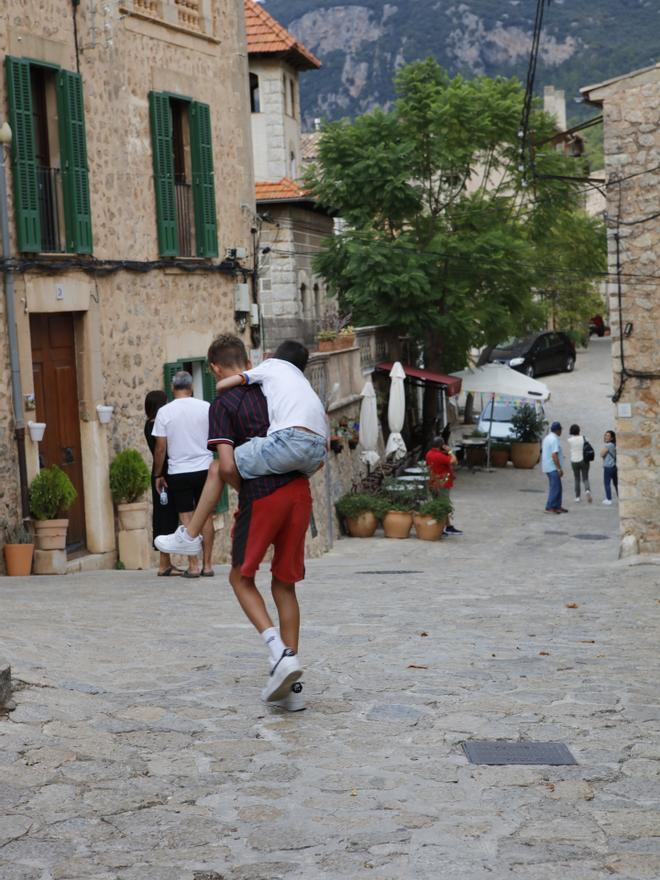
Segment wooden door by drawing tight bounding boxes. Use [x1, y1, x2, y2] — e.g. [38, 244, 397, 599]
[30, 313, 86, 550]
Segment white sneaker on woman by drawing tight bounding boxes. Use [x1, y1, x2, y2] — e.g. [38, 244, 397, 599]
[602, 499, 613, 506]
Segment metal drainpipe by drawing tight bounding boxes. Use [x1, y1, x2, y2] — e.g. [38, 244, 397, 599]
[0, 146, 30, 520]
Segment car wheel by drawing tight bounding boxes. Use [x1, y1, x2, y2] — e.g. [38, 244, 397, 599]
[565, 356, 575, 372]
[525, 364, 535, 378]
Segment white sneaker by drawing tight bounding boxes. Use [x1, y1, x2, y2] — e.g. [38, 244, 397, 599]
[271, 681, 306, 712]
[155, 525, 202, 556]
[586, 491, 593, 504]
[574, 497, 581, 503]
[262, 649, 302, 702]
[602, 499, 613, 506]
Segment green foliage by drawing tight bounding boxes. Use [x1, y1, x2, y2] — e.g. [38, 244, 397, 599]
[510, 403, 547, 443]
[109, 449, 151, 504]
[379, 482, 419, 512]
[29, 466, 77, 521]
[115, 559, 126, 570]
[1, 518, 34, 544]
[309, 59, 605, 373]
[417, 495, 453, 519]
[335, 492, 386, 519]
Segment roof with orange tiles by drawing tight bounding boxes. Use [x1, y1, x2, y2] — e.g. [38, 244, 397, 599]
[300, 131, 322, 162]
[255, 177, 314, 203]
[244, 0, 321, 70]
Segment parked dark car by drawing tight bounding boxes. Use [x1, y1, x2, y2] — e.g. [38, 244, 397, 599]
[479, 331, 576, 378]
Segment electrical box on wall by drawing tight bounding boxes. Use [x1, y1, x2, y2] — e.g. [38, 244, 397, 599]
[250, 303, 260, 327]
[234, 283, 251, 313]
[226, 247, 248, 260]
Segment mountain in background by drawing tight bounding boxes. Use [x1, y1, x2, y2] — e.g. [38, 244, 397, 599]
[262, 0, 658, 128]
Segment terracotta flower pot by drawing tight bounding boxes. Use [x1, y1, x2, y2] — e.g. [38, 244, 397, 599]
[382, 510, 413, 539]
[318, 338, 336, 352]
[117, 502, 149, 530]
[345, 512, 377, 538]
[334, 334, 355, 351]
[4, 543, 34, 575]
[465, 445, 487, 467]
[33, 519, 69, 551]
[490, 448, 510, 468]
[511, 441, 540, 469]
[413, 514, 445, 541]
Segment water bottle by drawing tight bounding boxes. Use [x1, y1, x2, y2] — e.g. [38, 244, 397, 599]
[159, 487, 168, 506]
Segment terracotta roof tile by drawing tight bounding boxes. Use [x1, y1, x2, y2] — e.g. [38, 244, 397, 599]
[300, 131, 322, 162]
[255, 177, 312, 202]
[244, 0, 321, 70]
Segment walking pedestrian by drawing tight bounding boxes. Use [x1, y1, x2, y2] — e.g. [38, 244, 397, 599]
[151, 371, 215, 577]
[567, 423, 592, 504]
[144, 390, 183, 576]
[601, 429, 618, 505]
[542, 421, 567, 514]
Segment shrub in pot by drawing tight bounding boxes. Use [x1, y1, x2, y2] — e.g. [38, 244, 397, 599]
[510, 404, 546, 469]
[381, 486, 416, 539]
[413, 495, 453, 541]
[489, 442, 510, 468]
[335, 493, 384, 538]
[2, 519, 34, 575]
[109, 449, 151, 529]
[29, 466, 77, 550]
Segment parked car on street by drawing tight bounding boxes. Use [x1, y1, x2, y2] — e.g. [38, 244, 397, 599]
[478, 331, 576, 378]
[477, 396, 546, 440]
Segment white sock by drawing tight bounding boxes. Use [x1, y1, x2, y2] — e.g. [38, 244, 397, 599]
[181, 527, 197, 542]
[262, 627, 286, 665]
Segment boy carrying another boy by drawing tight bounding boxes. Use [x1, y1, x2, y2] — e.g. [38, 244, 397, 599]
[156, 336, 327, 710]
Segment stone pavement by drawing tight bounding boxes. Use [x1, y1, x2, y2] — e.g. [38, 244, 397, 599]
[2, 340, 660, 880]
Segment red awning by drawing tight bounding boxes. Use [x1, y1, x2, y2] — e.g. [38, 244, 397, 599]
[376, 363, 462, 397]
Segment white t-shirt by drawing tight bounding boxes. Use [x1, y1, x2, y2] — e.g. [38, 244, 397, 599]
[151, 396, 213, 474]
[567, 434, 585, 463]
[243, 358, 329, 438]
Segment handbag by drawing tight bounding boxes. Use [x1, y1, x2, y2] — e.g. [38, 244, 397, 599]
[583, 438, 595, 462]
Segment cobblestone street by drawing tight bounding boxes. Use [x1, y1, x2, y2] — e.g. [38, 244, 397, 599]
[2, 340, 660, 880]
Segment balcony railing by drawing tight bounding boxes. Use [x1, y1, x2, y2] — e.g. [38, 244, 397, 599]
[37, 167, 63, 253]
[175, 178, 193, 257]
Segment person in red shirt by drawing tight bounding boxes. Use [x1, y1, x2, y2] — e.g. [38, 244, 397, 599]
[425, 437, 462, 535]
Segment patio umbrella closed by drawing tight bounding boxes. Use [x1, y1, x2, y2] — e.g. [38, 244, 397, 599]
[385, 361, 407, 460]
[359, 379, 380, 468]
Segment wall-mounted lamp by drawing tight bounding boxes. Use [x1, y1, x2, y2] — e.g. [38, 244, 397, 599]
[27, 421, 46, 442]
[0, 122, 12, 145]
[624, 322, 633, 338]
[96, 404, 114, 424]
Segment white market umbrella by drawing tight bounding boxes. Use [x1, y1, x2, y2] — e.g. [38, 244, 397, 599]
[454, 363, 550, 401]
[385, 361, 407, 461]
[358, 379, 380, 468]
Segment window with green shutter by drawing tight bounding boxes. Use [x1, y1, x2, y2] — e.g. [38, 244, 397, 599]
[149, 92, 218, 259]
[5, 56, 92, 254]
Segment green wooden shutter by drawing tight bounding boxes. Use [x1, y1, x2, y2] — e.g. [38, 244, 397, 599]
[57, 70, 93, 254]
[190, 101, 218, 258]
[5, 57, 41, 252]
[163, 360, 183, 400]
[149, 92, 177, 256]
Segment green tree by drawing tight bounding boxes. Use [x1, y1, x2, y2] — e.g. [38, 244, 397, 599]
[309, 59, 605, 432]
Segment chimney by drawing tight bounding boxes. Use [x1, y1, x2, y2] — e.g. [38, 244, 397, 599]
[543, 85, 567, 131]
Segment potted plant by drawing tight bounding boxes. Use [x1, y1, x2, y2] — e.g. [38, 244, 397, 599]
[413, 495, 453, 541]
[2, 519, 34, 576]
[489, 441, 511, 468]
[510, 404, 546, 469]
[381, 486, 416, 539]
[317, 329, 338, 352]
[335, 325, 356, 351]
[109, 449, 151, 529]
[29, 465, 77, 550]
[335, 493, 385, 538]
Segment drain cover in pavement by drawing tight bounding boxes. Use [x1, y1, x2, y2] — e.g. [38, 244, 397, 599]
[462, 741, 577, 765]
[355, 570, 423, 575]
[573, 533, 610, 541]
[518, 489, 544, 493]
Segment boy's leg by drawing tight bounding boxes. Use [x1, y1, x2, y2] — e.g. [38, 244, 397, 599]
[271, 578, 300, 652]
[228, 565, 273, 632]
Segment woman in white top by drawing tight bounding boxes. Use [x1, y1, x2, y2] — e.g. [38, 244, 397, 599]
[567, 423, 592, 503]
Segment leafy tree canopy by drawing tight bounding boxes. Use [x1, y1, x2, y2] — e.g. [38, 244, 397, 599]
[309, 58, 606, 373]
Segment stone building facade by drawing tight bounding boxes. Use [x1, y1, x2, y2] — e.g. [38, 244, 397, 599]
[0, 0, 255, 568]
[581, 64, 660, 556]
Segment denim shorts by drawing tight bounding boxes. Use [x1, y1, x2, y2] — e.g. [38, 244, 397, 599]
[234, 427, 327, 480]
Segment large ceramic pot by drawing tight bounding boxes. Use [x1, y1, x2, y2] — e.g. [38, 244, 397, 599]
[33, 519, 69, 551]
[334, 334, 356, 351]
[317, 338, 336, 352]
[490, 448, 510, 468]
[511, 441, 540, 469]
[345, 512, 377, 538]
[117, 502, 149, 531]
[382, 510, 413, 539]
[3, 543, 34, 575]
[413, 514, 445, 541]
[465, 445, 487, 468]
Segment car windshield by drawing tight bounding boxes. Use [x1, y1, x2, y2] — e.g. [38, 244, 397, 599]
[493, 334, 537, 353]
[480, 400, 517, 422]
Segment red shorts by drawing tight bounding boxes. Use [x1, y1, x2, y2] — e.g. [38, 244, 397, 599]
[232, 477, 312, 584]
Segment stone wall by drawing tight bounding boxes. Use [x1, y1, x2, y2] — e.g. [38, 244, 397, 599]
[582, 65, 660, 555]
[250, 57, 301, 182]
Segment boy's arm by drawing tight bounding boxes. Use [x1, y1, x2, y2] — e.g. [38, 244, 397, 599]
[215, 373, 245, 393]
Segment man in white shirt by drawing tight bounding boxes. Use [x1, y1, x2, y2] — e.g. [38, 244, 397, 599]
[152, 371, 214, 576]
[541, 420, 566, 514]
